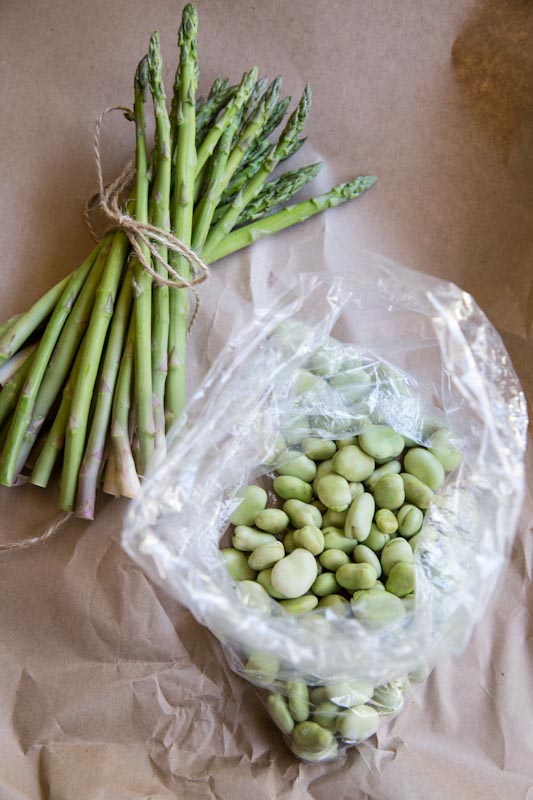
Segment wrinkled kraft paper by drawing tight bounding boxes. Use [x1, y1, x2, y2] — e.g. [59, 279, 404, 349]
[0, 0, 532, 798]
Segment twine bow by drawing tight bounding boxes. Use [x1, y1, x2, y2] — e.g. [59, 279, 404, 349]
[84, 106, 209, 333]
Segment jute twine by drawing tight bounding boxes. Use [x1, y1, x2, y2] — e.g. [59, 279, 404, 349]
[1, 106, 210, 553]
[84, 105, 210, 333]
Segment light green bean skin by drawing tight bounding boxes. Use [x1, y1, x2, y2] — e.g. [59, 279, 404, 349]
[271, 548, 318, 598]
[288, 680, 310, 722]
[326, 680, 374, 707]
[267, 693, 294, 734]
[222, 548, 257, 581]
[283, 531, 295, 553]
[404, 447, 445, 490]
[230, 485, 268, 526]
[245, 652, 279, 684]
[429, 429, 462, 472]
[317, 594, 349, 613]
[255, 508, 290, 534]
[322, 508, 347, 528]
[309, 686, 329, 705]
[361, 523, 389, 552]
[301, 438, 337, 460]
[351, 588, 406, 627]
[335, 436, 358, 448]
[316, 458, 335, 479]
[289, 739, 338, 762]
[332, 445, 375, 482]
[256, 568, 287, 599]
[237, 580, 272, 613]
[273, 475, 313, 503]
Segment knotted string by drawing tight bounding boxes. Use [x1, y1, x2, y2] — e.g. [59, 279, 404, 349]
[0, 512, 72, 553]
[85, 106, 209, 333]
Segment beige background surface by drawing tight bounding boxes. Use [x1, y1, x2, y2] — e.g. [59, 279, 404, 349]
[0, 1, 532, 798]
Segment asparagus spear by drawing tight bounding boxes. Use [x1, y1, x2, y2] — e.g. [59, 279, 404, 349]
[195, 79, 234, 145]
[11, 239, 111, 476]
[205, 176, 378, 263]
[195, 67, 257, 177]
[147, 32, 172, 460]
[166, 4, 199, 429]
[211, 162, 323, 226]
[0, 313, 22, 342]
[75, 265, 134, 518]
[111, 318, 140, 498]
[0, 344, 37, 387]
[220, 139, 272, 202]
[234, 76, 268, 140]
[0, 352, 36, 430]
[0, 245, 100, 486]
[203, 85, 311, 258]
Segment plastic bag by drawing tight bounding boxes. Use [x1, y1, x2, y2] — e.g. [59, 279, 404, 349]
[122, 247, 527, 761]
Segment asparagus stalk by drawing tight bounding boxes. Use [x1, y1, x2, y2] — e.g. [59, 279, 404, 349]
[166, 3, 199, 429]
[195, 67, 257, 177]
[211, 162, 323, 227]
[0, 352, 36, 430]
[75, 266, 134, 518]
[0, 273, 72, 366]
[0, 246, 100, 486]
[30, 346, 84, 488]
[59, 229, 130, 510]
[234, 76, 268, 139]
[203, 85, 311, 258]
[111, 319, 140, 498]
[195, 79, 234, 145]
[205, 176, 378, 263]
[0, 344, 37, 387]
[220, 139, 272, 202]
[132, 46, 156, 475]
[11, 239, 112, 476]
[147, 32, 172, 460]
[0, 313, 22, 342]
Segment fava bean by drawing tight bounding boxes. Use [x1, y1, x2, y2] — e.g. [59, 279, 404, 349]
[312, 700, 339, 731]
[289, 739, 339, 762]
[336, 562, 377, 591]
[351, 588, 406, 626]
[326, 680, 374, 707]
[245, 652, 279, 684]
[358, 425, 404, 461]
[336, 704, 379, 742]
[404, 447, 445, 490]
[301, 438, 337, 461]
[364, 523, 390, 552]
[353, 544, 382, 578]
[230, 485, 268, 526]
[349, 482, 364, 500]
[386, 561, 415, 597]
[280, 595, 319, 614]
[401, 473, 434, 509]
[293, 525, 324, 555]
[322, 508, 347, 528]
[396, 504, 423, 537]
[273, 476, 313, 503]
[323, 528, 357, 553]
[335, 436, 358, 448]
[292, 721, 334, 752]
[288, 680, 310, 722]
[232, 526, 276, 551]
[237, 580, 272, 613]
[311, 572, 340, 597]
[373, 473, 405, 510]
[369, 679, 405, 715]
[429, 429, 462, 472]
[267, 693, 294, 735]
[309, 686, 329, 705]
[380, 537, 415, 576]
[344, 492, 375, 541]
[276, 453, 317, 482]
[374, 508, 398, 534]
[222, 548, 257, 581]
[271, 549, 318, 598]
[255, 509, 290, 534]
[317, 594, 349, 613]
[319, 548, 350, 571]
[284, 499, 323, 529]
[317, 474, 352, 511]
[332, 445, 375, 482]
[256, 568, 287, 599]
[365, 460, 402, 492]
[248, 541, 285, 571]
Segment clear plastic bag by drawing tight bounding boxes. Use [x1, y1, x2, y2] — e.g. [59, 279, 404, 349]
[122, 247, 527, 761]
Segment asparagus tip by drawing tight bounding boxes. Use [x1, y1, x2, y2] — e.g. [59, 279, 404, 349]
[179, 2, 198, 45]
[135, 55, 149, 92]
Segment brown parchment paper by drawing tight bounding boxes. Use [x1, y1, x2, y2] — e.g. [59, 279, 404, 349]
[0, 1, 532, 798]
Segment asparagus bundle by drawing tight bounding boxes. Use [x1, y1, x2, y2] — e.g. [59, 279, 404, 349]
[0, 3, 377, 518]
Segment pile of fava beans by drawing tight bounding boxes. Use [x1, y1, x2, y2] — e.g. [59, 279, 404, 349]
[221, 424, 462, 760]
